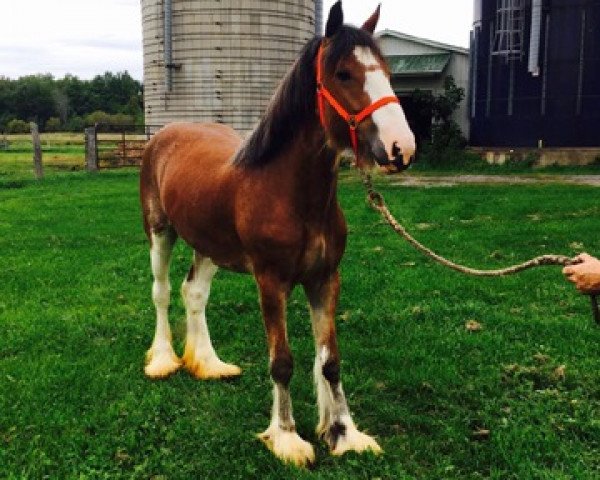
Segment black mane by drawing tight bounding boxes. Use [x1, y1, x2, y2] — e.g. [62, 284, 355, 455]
[233, 25, 381, 168]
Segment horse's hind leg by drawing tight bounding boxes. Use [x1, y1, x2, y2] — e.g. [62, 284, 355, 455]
[181, 253, 241, 379]
[144, 229, 182, 378]
[304, 272, 382, 456]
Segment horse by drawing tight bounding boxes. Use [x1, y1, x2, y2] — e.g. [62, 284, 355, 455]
[139, 1, 415, 467]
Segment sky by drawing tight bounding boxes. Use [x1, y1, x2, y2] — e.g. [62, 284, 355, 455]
[0, 0, 473, 81]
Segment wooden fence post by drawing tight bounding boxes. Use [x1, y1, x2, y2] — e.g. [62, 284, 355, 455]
[85, 126, 98, 171]
[30, 122, 43, 179]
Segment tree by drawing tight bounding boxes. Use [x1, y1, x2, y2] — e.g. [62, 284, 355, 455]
[0, 76, 17, 130]
[410, 76, 466, 166]
[431, 76, 465, 124]
[429, 76, 466, 152]
[0, 72, 143, 132]
[52, 89, 70, 124]
[12, 75, 56, 127]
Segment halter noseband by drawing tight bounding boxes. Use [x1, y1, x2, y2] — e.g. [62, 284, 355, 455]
[316, 42, 400, 158]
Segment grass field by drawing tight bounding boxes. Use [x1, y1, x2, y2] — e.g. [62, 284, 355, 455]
[1, 144, 599, 478]
[0, 133, 146, 180]
[0, 133, 86, 179]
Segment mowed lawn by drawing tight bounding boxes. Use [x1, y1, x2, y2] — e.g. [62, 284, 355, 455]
[0, 168, 599, 479]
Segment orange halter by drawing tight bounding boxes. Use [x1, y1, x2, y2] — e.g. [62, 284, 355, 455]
[316, 42, 399, 156]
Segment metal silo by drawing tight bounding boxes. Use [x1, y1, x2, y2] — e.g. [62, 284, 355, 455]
[141, 0, 316, 131]
[470, 0, 600, 147]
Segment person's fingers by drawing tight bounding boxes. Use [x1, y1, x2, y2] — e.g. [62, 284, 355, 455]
[565, 272, 581, 285]
[577, 252, 593, 261]
[563, 266, 576, 275]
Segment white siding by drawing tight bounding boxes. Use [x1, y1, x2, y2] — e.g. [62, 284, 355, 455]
[378, 36, 446, 56]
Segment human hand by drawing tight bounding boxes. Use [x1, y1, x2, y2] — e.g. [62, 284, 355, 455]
[562, 253, 600, 294]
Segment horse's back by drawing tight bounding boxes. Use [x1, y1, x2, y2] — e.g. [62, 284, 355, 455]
[143, 122, 242, 178]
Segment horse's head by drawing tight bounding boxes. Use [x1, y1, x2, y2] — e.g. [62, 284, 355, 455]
[317, 1, 416, 172]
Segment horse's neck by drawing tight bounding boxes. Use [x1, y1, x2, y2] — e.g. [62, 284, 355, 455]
[284, 125, 340, 220]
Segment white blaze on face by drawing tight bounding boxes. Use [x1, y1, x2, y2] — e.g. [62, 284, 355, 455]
[353, 46, 416, 164]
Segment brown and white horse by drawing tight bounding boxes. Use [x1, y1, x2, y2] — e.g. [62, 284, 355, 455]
[139, 1, 415, 467]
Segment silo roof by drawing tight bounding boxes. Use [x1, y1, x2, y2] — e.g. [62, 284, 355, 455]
[385, 53, 451, 77]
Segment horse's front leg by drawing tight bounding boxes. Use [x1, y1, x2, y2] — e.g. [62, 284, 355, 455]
[304, 272, 382, 456]
[255, 272, 315, 467]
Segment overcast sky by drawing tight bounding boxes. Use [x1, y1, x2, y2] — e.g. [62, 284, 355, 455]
[0, 0, 472, 81]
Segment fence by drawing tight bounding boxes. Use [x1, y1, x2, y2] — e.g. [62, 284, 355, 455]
[85, 124, 163, 170]
[0, 131, 8, 150]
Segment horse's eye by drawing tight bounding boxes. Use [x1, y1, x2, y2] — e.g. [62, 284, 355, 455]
[335, 70, 352, 82]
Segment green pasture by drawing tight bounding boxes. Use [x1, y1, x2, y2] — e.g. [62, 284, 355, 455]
[0, 147, 599, 478]
[0, 133, 134, 180]
[0, 133, 85, 179]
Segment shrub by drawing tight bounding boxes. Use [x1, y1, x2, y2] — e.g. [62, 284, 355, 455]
[505, 152, 538, 169]
[84, 111, 134, 131]
[110, 113, 134, 127]
[65, 116, 84, 132]
[84, 110, 112, 127]
[44, 117, 62, 132]
[416, 143, 485, 170]
[0, 113, 15, 132]
[6, 119, 30, 133]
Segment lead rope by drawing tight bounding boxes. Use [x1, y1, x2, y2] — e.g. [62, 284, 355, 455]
[358, 171, 600, 322]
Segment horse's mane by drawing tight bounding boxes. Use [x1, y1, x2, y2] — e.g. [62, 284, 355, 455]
[232, 25, 381, 168]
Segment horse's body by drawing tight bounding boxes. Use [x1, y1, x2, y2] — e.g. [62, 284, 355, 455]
[139, 2, 415, 466]
[141, 122, 345, 277]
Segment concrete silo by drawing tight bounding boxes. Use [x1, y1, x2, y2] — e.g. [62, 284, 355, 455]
[470, 0, 600, 147]
[141, 0, 317, 131]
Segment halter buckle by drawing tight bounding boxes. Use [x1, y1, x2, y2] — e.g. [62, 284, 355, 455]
[348, 116, 357, 129]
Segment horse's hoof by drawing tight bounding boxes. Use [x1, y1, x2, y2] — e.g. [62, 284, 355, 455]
[330, 425, 382, 456]
[144, 347, 182, 379]
[258, 427, 315, 468]
[183, 352, 242, 380]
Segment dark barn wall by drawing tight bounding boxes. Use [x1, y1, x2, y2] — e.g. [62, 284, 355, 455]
[470, 0, 600, 147]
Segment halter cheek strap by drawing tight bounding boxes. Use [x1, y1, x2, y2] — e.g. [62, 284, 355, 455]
[316, 42, 399, 156]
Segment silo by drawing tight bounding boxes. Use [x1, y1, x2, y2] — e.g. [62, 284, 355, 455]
[141, 0, 316, 131]
[470, 0, 600, 147]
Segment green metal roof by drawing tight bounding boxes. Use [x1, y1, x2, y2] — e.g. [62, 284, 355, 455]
[385, 53, 451, 77]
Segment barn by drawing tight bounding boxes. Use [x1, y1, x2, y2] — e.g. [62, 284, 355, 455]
[376, 30, 471, 142]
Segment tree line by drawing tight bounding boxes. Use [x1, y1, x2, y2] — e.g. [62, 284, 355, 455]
[0, 72, 143, 133]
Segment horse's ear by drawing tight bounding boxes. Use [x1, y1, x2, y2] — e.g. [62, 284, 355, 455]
[325, 1, 344, 38]
[361, 4, 381, 34]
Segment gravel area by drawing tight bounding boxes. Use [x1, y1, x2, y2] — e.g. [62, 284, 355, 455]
[392, 174, 600, 187]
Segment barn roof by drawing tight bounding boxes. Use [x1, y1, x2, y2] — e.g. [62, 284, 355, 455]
[376, 29, 470, 56]
[386, 53, 451, 77]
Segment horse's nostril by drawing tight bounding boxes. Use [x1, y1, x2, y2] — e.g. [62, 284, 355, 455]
[391, 141, 401, 158]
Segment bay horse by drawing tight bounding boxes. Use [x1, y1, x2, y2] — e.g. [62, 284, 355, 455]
[139, 1, 415, 467]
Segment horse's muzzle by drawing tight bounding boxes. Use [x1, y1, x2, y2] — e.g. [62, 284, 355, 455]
[370, 138, 412, 172]
[380, 158, 411, 173]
